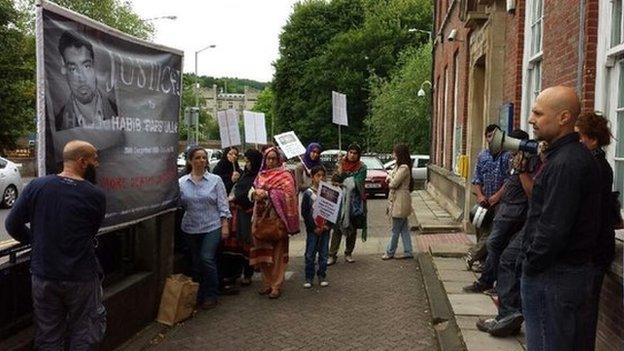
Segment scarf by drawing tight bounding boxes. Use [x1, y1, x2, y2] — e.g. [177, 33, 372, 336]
[302, 143, 322, 170]
[340, 158, 363, 174]
[254, 147, 300, 234]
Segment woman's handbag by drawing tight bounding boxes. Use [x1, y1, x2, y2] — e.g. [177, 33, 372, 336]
[252, 198, 288, 241]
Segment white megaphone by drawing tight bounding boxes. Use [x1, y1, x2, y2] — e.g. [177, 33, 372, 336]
[489, 128, 539, 155]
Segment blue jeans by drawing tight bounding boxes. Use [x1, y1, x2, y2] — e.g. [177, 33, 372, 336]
[479, 219, 524, 287]
[305, 229, 330, 282]
[385, 217, 413, 257]
[184, 228, 221, 303]
[521, 263, 594, 351]
[32, 275, 106, 350]
[496, 231, 523, 319]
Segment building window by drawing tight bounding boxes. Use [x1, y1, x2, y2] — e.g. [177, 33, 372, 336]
[521, 0, 543, 128]
[452, 52, 462, 175]
[612, 0, 623, 47]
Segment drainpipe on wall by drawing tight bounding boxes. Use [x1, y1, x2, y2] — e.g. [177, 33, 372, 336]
[428, 1, 437, 184]
[576, 0, 586, 98]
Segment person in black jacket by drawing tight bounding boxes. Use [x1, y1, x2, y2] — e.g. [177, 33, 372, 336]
[219, 148, 263, 288]
[575, 112, 616, 351]
[521, 86, 601, 351]
[212, 147, 242, 194]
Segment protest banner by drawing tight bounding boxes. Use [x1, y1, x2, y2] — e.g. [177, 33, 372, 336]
[217, 109, 241, 148]
[37, 0, 182, 229]
[274, 131, 306, 159]
[243, 110, 267, 145]
[313, 181, 343, 224]
[332, 91, 348, 151]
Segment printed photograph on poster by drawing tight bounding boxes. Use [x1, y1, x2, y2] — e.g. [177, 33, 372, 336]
[217, 109, 241, 148]
[332, 91, 348, 126]
[243, 110, 267, 144]
[313, 181, 343, 224]
[39, 2, 182, 228]
[274, 131, 306, 159]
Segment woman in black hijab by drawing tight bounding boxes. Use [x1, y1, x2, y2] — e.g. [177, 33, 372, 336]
[220, 148, 264, 287]
[212, 147, 243, 194]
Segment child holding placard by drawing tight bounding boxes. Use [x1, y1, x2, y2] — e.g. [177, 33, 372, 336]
[301, 165, 331, 288]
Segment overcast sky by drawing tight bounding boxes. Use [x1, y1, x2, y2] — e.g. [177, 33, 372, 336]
[131, 0, 300, 83]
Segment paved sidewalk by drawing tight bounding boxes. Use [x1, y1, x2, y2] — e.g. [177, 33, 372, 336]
[412, 191, 463, 233]
[118, 255, 437, 351]
[412, 191, 527, 351]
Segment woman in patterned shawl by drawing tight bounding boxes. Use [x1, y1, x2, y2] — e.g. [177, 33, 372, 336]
[249, 147, 299, 299]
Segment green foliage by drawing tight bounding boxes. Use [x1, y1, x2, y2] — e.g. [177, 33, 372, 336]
[369, 42, 431, 154]
[0, 0, 35, 151]
[273, 0, 432, 150]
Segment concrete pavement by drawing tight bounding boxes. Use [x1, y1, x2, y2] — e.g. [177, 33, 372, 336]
[412, 190, 527, 351]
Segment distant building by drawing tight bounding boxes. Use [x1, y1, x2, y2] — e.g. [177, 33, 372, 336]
[198, 84, 259, 117]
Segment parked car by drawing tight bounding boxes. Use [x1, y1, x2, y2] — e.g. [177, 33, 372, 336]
[0, 157, 23, 208]
[361, 155, 389, 198]
[383, 155, 430, 189]
[320, 149, 346, 175]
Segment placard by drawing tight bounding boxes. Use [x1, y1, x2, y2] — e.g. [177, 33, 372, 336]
[313, 181, 343, 223]
[274, 131, 306, 159]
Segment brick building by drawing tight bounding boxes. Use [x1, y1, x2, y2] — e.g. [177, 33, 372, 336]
[430, 0, 623, 348]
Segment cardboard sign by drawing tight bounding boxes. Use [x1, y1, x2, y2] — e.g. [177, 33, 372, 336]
[217, 109, 241, 148]
[243, 110, 267, 144]
[274, 131, 306, 159]
[332, 91, 348, 126]
[313, 181, 343, 223]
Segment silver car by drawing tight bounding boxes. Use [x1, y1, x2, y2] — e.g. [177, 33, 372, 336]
[0, 157, 23, 208]
[383, 155, 430, 188]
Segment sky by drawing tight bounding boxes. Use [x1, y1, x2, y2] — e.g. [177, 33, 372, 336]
[131, 0, 300, 83]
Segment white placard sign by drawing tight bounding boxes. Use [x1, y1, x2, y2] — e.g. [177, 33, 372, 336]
[332, 91, 348, 126]
[243, 110, 267, 144]
[217, 109, 241, 148]
[313, 181, 343, 223]
[274, 131, 306, 159]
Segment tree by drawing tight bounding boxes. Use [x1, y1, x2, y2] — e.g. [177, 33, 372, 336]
[369, 42, 432, 154]
[0, 0, 36, 151]
[272, 0, 432, 149]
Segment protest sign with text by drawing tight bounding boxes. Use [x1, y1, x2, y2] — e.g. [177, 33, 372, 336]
[37, 0, 182, 229]
[217, 109, 241, 148]
[243, 110, 267, 145]
[313, 182, 343, 224]
[274, 131, 306, 159]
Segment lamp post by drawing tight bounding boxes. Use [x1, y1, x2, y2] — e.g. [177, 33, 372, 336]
[418, 80, 432, 97]
[194, 44, 217, 144]
[408, 28, 433, 42]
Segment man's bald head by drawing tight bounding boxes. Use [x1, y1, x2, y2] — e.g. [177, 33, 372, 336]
[62, 140, 96, 163]
[529, 86, 581, 143]
[539, 86, 581, 123]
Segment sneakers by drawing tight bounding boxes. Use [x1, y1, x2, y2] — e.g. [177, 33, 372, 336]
[381, 253, 394, 260]
[327, 256, 337, 266]
[345, 255, 355, 263]
[462, 281, 492, 293]
[476, 318, 497, 333]
[303, 282, 312, 289]
[320, 280, 329, 287]
[489, 312, 524, 337]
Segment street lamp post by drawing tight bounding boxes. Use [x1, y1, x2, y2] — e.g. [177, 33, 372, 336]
[418, 80, 432, 97]
[194, 44, 217, 144]
[408, 28, 433, 42]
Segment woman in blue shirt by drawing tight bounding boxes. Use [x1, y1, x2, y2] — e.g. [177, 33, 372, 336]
[179, 146, 231, 309]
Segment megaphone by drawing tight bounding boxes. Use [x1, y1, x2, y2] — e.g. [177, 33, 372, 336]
[489, 128, 539, 155]
[469, 205, 494, 229]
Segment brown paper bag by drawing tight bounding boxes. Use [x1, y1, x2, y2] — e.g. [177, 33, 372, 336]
[156, 274, 199, 326]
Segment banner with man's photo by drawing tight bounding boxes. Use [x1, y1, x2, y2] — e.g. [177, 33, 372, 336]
[36, 1, 183, 229]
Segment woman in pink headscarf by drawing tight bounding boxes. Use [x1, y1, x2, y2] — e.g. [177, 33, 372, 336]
[249, 147, 299, 299]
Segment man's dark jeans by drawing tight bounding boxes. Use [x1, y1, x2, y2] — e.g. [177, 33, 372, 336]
[580, 265, 608, 351]
[32, 275, 106, 350]
[478, 219, 524, 287]
[521, 263, 594, 351]
[496, 231, 523, 319]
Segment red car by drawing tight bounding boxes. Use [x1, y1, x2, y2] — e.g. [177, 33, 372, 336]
[361, 156, 389, 198]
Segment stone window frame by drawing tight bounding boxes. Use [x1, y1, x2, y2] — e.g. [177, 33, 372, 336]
[520, 0, 544, 130]
[452, 51, 462, 175]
